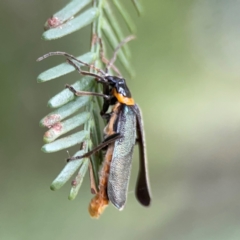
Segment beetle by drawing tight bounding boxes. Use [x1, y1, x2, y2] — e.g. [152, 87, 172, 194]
[37, 36, 151, 217]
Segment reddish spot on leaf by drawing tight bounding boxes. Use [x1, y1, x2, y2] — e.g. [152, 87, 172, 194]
[44, 131, 53, 139]
[52, 122, 62, 132]
[44, 16, 62, 30]
[71, 180, 77, 187]
[42, 114, 61, 128]
[43, 122, 63, 141]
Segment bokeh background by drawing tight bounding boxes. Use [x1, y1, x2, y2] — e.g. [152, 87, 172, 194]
[1, 0, 240, 239]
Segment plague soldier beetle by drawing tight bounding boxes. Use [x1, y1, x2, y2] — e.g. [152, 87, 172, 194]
[37, 36, 151, 218]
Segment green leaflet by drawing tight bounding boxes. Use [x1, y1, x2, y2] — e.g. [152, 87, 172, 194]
[131, 0, 144, 16]
[37, 52, 96, 82]
[43, 7, 99, 40]
[103, 1, 131, 58]
[68, 158, 89, 200]
[43, 112, 90, 143]
[48, 77, 94, 108]
[50, 150, 85, 191]
[42, 130, 89, 153]
[51, 0, 91, 23]
[113, 0, 136, 33]
[40, 96, 91, 126]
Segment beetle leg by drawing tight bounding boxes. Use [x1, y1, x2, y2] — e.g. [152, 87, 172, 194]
[67, 133, 121, 162]
[65, 84, 111, 100]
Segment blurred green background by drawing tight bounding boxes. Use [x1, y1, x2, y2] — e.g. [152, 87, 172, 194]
[1, 0, 240, 239]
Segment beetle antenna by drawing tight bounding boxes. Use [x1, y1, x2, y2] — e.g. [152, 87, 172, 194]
[106, 35, 136, 73]
[37, 51, 106, 76]
[98, 38, 122, 77]
[66, 59, 106, 83]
